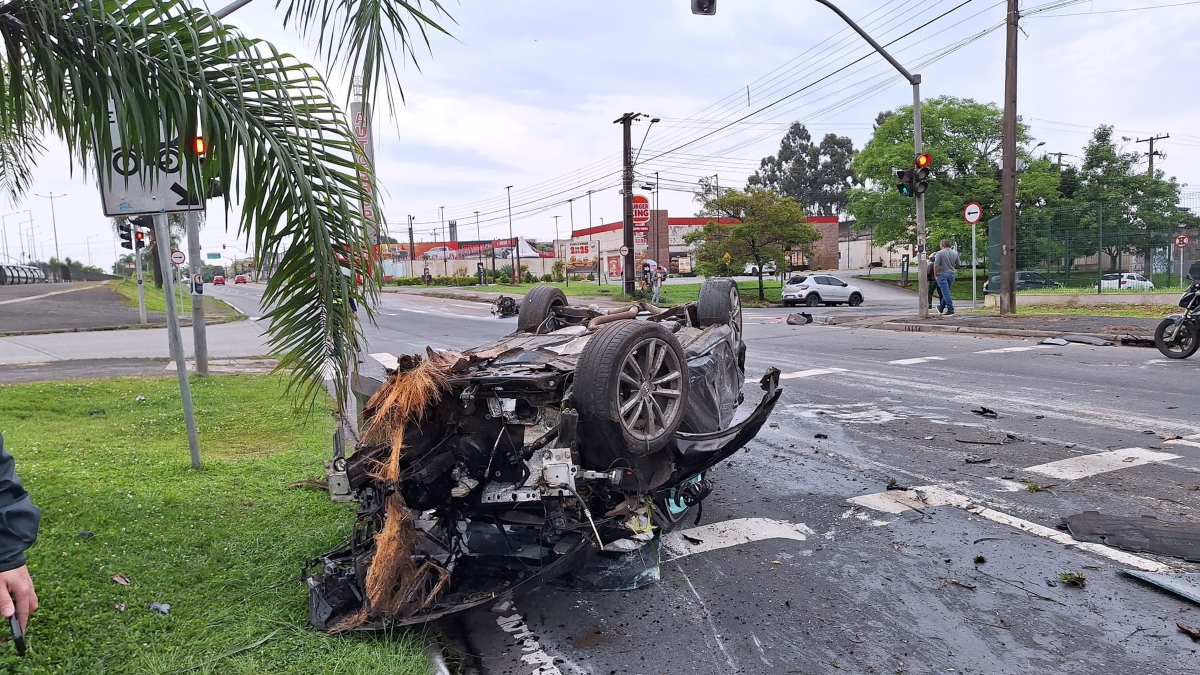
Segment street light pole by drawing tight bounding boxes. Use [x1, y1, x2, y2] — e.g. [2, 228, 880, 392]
[33, 191, 65, 263]
[999, 0, 1020, 315]
[691, 0, 927, 318]
[506, 186, 517, 283]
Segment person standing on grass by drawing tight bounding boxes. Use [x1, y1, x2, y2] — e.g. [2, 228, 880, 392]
[0, 434, 39, 633]
[652, 266, 664, 304]
[933, 239, 960, 315]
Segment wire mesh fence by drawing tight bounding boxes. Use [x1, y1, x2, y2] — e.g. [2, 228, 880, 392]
[983, 192, 1200, 295]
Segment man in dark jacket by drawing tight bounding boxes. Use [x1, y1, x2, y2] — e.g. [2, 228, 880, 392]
[0, 434, 39, 631]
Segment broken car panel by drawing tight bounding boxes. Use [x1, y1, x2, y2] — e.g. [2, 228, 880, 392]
[307, 278, 780, 630]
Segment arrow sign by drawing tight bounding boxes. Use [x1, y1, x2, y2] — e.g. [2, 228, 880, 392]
[963, 202, 983, 224]
[170, 183, 202, 206]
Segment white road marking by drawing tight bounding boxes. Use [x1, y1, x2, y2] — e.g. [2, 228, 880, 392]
[367, 352, 399, 370]
[849, 485, 1170, 572]
[1024, 447, 1181, 480]
[974, 345, 1054, 354]
[1165, 439, 1200, 449]
[887, 356, 946, 365]
[778, 367, 848, 379]
[788, 402, 908, 424]
[661, 517, 814, 562]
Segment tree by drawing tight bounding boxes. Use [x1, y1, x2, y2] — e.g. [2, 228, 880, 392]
[747, 122, 858, 216]
[684, 188, 818, 301]
[0, 0, 448, 405]
[846, 96, 1059, 254]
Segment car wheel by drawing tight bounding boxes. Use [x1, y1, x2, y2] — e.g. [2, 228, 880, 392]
[575, 320, 688, 455]
[517, 286, 568, 333]
[804, 293, 820, 307]
[698, 277, 743, 350]
[849, 293, 863, 307]
[782, 300, 793, 307]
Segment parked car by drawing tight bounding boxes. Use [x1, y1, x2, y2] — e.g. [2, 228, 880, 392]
[982, 270, 1063, 295]
[234, 275, 248, 284]
[1099, 272, 1154, 290]
[781, 274, 863, 307]
[743, 261, 776, 276]
[424, 246, 457, 260]
[213, 275, 225, 285]
[307, 280, 781, 630]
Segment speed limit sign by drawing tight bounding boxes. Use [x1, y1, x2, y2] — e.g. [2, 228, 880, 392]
[1176, 234, 1190, 249]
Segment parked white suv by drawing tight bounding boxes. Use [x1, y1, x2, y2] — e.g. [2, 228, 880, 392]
[743, 261, 776, 276]
[1098, 272, 1154, 290]
[782, 274, 864, 307]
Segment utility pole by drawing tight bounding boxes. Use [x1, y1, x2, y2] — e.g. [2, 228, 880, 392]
[32, 192, 63, 263]
[439, 206, 447, 276]
[407, 215, 416, 278]
[1048, 152, 1068, 167]
[506, 186, 517, 283]
[553, 215, 560, 243]
[999, 0, 1019, 315]
[615, 112, 643, 296]
[1136, 134, 1169, 176]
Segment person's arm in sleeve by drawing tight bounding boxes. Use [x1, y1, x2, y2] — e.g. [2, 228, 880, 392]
[0, 434, 40, 631]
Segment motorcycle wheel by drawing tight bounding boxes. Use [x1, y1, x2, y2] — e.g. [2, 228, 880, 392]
[1155, 318, 1200, 359]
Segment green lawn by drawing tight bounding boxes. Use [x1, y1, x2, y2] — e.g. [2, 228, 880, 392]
[963, 304, 1177, 319]
[111, 278, 242, 322]
[0, 375, 425, 674]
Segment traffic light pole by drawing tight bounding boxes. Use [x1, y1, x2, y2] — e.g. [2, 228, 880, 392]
[185, 211, 209, 376]
[135, 245, 147, 324]
[912, 79, 928, 320]
[154, 214, 203, 471]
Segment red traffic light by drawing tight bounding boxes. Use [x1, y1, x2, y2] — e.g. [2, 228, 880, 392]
[915, 153, 932, 168]
[193, 137, 207, 157]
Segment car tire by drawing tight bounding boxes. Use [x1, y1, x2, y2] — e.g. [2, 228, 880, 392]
[517, 286, 568, 333]
[849, 293, 862, 307]
[804, 293, 820, 307]
[698, 277, 743, 350]
[574, 320, 689, 456]
[782, 300, 793, 307]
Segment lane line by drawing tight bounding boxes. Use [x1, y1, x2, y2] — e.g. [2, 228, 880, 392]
[778, 367, 848, 379]
[0, 283, 104, 306]
[1165, 439, 1200, 449]
[974, 345, 1054, 354]
[1024, 447, 1181, 480]
[661, 517, 814, 562]
[849, 485, 1170, 572]
[887, 356, 946, 365]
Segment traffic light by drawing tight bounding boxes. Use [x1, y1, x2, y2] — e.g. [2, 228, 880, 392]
[118, 221, 133, 250]
[896, 169, 915, 197]
[192, 136, 207, 158]
[914, 153, 932, 194]
[691, 0, 716, 14]
[134, 231, 146, 250]
[131, 215, 152, 250]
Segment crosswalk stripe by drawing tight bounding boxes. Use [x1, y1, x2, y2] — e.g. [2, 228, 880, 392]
[1024, 447, 1181, 480]
[887, 356, 946, 365]
[974, 345, 1054, 354]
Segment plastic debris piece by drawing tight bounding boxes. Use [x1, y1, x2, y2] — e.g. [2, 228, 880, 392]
[149, 602, 171, 615]
[111, 574, 130, 586]
[1040, 338, 1069, 346]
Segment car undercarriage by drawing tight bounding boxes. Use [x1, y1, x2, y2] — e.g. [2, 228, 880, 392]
[306, 278, 781, 631]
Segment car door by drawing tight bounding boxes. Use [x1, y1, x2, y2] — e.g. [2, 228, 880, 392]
[819, 276, 848, 301]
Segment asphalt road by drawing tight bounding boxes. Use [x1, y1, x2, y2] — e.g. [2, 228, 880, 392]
[9, 282, 1200, 672]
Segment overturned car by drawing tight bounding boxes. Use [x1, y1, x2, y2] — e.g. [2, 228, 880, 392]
[307, 278, 781, 630]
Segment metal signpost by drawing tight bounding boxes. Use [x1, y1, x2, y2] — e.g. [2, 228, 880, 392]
[97, 102, 204, 470]
[963, 202, 983, 307]
[1177, 234, 1190, 287]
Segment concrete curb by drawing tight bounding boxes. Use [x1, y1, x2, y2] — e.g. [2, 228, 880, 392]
[850, 320, 1132, 343]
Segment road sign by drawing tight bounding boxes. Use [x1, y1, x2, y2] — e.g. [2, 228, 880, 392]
[632, 195, 650, 224]
[1177, 234, 1191, 249]
[963, 202, 983, 224]
[97, 100, 205, 217]
[170, 250, 186, 267]
[206, 252, 222, 260]
[619, 245, 630, 257]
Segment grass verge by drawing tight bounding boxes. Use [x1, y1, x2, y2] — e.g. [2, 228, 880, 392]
[110, 278, 242, 322]
[0, 374, 426, 674]
[964, 304, 1177, 319]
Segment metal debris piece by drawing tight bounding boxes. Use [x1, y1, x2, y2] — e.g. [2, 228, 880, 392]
[814, 433, 828, 439]
[1123, 569, 1200, 606]
[786, 312, 813, 325]
[964, 455, 993, 464]
[1064, 511, 1200, 562]
[972, 407, 998, 418]
[1040, 338, 1069, 346]
[1062, 334, 1113, 346]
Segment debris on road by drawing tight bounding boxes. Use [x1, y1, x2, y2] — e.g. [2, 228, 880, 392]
[814, 433, 828, 439]
[1160, 434, 1183, 441]
[1061, 334, 1113, 346]
[972, 407, 998, 418]
[886, 477, 909, 491]
[964, 455, 993, 464]
[1058, 572, 1088, 588]
[973, 555, 987, 564]
[786, 312, 813, 325]
[1119, 335, 1155, 347]
[1122, 569, 1200, 605]
[939, 577, 977, 590]
[1064, 511, 1200, 562]
[1041, 337, 1069, 346]
[1177, 621, 1200, 641]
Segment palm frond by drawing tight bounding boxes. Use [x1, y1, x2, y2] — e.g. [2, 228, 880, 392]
[0, 0, 381, 407]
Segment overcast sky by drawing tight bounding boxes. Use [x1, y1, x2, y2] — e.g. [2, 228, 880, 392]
[5, 0, 1199, 273]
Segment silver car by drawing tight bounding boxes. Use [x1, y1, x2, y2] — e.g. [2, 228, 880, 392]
[782, 274, 864, 307]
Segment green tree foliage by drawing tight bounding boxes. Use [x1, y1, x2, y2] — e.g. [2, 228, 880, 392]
[0, 0, 448, 407]
[747, 122, 859, 216]
[684, 188, 818, 301]
[846, 96, 1059, 252]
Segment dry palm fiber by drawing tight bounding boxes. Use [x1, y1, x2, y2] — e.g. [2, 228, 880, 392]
[335, 356, 448, 630]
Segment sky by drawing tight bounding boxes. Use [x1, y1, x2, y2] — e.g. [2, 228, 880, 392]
[5, 0, 1200, 273]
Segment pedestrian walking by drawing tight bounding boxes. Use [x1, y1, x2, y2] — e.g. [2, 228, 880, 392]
[652, 267, 664, 304]
[0, 434, 40, 633]
[925, 253, 940, 311]
[933, 239, 960, 315]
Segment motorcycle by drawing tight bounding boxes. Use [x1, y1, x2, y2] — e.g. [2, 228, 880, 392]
[1155, 279, 1200, 359]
